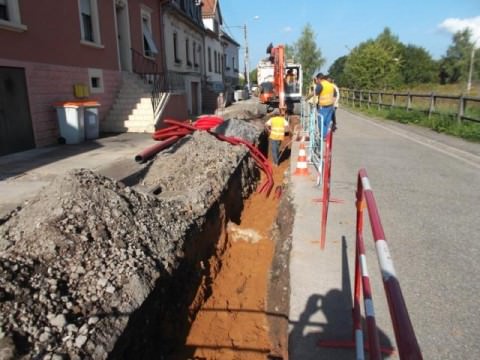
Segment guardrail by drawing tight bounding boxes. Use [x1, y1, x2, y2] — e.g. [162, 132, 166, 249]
[300, 100, 335, 250]
[341, 88, 480, 124]
[320, 169, 423, 359]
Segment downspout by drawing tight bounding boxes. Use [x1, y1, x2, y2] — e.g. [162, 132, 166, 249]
[158, 0, 169, 78]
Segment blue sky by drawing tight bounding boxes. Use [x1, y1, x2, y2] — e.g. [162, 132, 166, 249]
[220, 0, 480, 76]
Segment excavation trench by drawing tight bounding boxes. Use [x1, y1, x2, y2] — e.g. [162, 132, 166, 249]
[0, 116, 294, 360]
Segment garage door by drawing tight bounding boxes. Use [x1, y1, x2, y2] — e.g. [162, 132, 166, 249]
[0, 67, 35, 156]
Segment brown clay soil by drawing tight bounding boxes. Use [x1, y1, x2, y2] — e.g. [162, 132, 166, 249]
[175, 131, 294, 360]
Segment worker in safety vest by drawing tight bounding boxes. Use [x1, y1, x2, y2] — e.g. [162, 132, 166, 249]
[327, 76, 340, 131]
[265, 108, 289, 166]
[315, 73, 337, 138]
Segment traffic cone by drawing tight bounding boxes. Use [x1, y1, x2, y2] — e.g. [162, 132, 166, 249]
[294, 141, 310, 176]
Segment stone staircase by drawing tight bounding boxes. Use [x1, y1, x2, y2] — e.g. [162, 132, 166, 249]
[102, 72, 167, 133]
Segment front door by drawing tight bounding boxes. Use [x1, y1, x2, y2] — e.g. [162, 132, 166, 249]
[0, 67, 35, 156]
[191, 81, 199, 115]
[115, 0, 131, 71]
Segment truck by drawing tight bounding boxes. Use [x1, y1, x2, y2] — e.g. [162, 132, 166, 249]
[257, 43, 303, 114]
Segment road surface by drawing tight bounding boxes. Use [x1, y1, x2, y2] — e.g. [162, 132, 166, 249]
[289, 107, 480, 359]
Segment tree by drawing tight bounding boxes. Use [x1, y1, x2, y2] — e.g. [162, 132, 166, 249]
[292, 23, 325, 92]
[328, 56, 348, 87]
[249, 68, 257, 84]
[344, 40, 402, 89]
[399, 44, 438, 85]
[441, 29, 476, 83]
[285, 44, 295, 62]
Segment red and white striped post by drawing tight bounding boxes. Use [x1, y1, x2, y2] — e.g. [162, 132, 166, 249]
[359, 169, 422, 359]
[353, 175, 382, 359]
[319, 169, 422, 359]
[320, 129, 333, 249]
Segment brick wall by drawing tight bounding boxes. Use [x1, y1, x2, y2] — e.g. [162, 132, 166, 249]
[0, 58, 120, 147]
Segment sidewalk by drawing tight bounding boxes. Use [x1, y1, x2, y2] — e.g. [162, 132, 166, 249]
[288, 138, 357, 359]
[0, 133, 155, 216]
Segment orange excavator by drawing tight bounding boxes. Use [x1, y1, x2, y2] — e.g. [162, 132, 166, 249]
[258, 43, 303, 114]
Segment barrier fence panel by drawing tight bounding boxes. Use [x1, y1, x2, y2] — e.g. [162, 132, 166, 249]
[319, 169, 422, 359]
[320, 129, 333, 250]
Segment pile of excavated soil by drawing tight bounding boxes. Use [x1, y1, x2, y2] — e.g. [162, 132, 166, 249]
[217, 101, 267, 121]
[0, 121, 262, 359]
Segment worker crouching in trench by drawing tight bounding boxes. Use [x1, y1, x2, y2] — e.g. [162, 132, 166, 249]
[265, 108, 289, 167]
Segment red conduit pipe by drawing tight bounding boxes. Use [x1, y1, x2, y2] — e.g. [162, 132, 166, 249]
[134, 135, 179, 163]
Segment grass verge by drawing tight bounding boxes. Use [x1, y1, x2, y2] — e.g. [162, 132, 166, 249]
[343, 105, 480, 142]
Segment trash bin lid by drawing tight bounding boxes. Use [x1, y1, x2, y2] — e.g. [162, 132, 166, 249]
[53, 100, 100, 108]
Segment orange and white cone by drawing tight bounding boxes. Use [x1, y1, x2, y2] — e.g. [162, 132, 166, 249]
[294, 142, 309, 176]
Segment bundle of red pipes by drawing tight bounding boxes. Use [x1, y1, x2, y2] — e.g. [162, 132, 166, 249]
[134, 116, 274, 197]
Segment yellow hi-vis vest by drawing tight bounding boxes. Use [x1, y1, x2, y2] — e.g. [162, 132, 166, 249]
[318, 80, 335, 106]
[269, 116, 286, 141]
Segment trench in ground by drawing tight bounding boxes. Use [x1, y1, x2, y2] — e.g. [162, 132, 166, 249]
[170, 150, 294, 360]
[106, 126, 296, 360]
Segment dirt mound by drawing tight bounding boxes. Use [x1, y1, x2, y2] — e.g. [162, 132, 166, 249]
[0, 169, 191, 358]
[0, 122, 262, 359]
[219, 101, 267, 121]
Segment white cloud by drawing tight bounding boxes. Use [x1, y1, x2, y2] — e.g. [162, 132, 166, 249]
[283, 26, 292, 33]
[439, 16, 480, 46]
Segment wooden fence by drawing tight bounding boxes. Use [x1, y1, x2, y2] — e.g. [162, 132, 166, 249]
[341, 88, 480, 124]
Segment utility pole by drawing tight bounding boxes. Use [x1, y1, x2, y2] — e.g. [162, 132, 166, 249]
[467, 45, 475, 93]
[244, 24, 250, 91]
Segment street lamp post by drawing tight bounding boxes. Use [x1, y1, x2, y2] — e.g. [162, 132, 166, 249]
[226, 17, 258, 91]
[243, 24, 250, 91]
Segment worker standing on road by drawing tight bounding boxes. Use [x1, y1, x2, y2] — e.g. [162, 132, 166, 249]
[328, 76, 340, 131]
[315, 73, 337, 138]
[265, 108, 289, 166]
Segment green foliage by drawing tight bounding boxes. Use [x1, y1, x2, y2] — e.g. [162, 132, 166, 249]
[291, 23, 325, 92]
[328, 56, 348, 86]
[285, 44, 295, 62]
[400, 44, 439, 85]
[344, 38, 402, 89]
[249, 68, 257, 84]
[441, 29, 475, 83]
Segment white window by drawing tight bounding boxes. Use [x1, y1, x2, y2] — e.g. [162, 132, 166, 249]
[141, 7, 157, 57]
[0, 0, 27, 32]
[79, 0, 102, 46]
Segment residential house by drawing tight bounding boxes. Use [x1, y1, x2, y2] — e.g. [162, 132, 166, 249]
[201, 0, 223, 112]
[221, 30, 240, 103]
[0, 0, 186, 156]
[161, 0, 204, 116]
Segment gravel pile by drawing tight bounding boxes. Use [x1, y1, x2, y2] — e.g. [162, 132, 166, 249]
[0, 121, 261, 359]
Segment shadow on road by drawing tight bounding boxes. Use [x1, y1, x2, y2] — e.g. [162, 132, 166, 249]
[288, 236, 395, 359]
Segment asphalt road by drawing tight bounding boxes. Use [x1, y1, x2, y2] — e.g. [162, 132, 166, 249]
[328, 108, 480, 358]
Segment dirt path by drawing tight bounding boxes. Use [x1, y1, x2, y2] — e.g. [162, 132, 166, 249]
[177, 137, 292, 360]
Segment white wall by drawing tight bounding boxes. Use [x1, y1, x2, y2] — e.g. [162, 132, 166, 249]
[204, 34, 223, 83]
[163, 12, 203, 114]
[223, 40, 239, 80]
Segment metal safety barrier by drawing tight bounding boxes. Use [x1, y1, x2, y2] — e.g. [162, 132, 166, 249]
[320, 169, 422, 359]
[299, 100, 336, 250]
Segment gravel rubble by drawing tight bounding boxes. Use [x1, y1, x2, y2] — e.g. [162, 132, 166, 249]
[0, 121, 262, 359]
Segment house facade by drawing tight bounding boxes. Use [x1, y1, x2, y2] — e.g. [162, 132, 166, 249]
[221, 31, 240, 98]
[161, 0, 204, 115]
[0, 0, 184, 156]
[0, 0, 238, 156]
